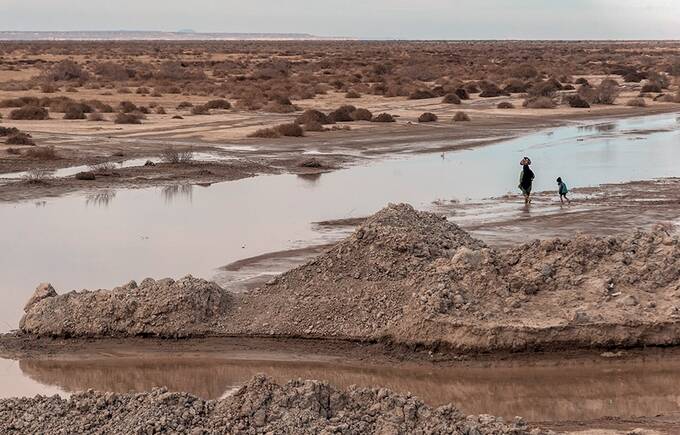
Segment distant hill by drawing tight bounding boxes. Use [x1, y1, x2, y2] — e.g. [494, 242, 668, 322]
[0, 31, 351, 41]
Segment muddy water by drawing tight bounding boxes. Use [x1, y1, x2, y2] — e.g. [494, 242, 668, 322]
[1, 113, 680, 332]
[2, 353, 680, 423]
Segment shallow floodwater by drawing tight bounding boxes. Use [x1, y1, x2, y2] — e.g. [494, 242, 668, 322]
[0, 113, 679, 331]
[2, 354, 680, 423]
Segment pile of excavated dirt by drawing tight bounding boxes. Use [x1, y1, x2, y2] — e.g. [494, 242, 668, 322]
[18, 203, 680, 352]
[20, 276, 232, 338]
[0, 375, 549, 434]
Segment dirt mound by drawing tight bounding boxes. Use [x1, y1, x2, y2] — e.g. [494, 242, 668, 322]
[225, 204, 485, 338]
[0, 375, 547, 434]
[20, 276, 232, 338]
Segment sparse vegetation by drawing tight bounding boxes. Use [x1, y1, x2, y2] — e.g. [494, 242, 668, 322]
[371, 113, 396, 123]
[6, 132, 35, 145]
[24, 146, 58, 159]
[626, 97, 647, 107]
[418, 112, 438, 122]
[9, 105, 49, 120]
[442, 93, 462, 104]
[497, 101, 514, 109]
[453, 111, 471, 122]
[114, 112, 142, 124]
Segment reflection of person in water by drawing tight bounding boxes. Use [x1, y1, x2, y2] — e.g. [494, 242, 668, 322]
[518, 157, 535, 205]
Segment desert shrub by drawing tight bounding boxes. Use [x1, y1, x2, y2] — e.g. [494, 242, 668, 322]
[0, 97, 41, 108]
[47, 97, 77, 113]
[562, 84, 575, 91]
[6, 132, 34, 145]
[527, 80, 559, 98]
[114, 112, 142, 124]
[9, 105, 49, 120]
[641, 82, 662, 93]
[23, 169, 51, 183]
[454, 88, 470, 100]
[345, 90, 361, 98]
[136, 87, 150, 95]
[594, 78, 620, 104]
[176, 101, 194, 110]
[85, 100, 113, 113]
[303, 120, 325, 132]
[623, 71, 645, 83]
[205, 99, 231, 110]
[464, 82, 481, 94]
[575, 78, 589, 85]
[497, 101, 514, 109]
[44, 59, 88, 82]
[296, 109, 332, 125]
[453, 111, 471, 121]
[510, 64, 539, 79]
[263, 101, 297, 113]
[565, 95, 591, 108]
[479, 82, 503, 98]
[626, 97, 647, 107]
[117, 87, 131, 94]
[248, 128, 280, 138]
[503, 79, 529, 94]
[647, 71, 670, 89]
[94, 62, 130, 80]
[161, 148, 194, 164]
[351, 108, 373, 121]
[191, 105, 210, 115]
[0, 126, 20, 136]
[25, 146, 57, 159]
[87, 111, 105, 121]
[442, 93, 461, 104]
[40, 83, 59, 93]
[6, 147, 22, 155]
[371, 113, 396, 122]
[577, 84, 597, 103]
[156, 106, 167, 115]
[328, 105, 356, 122]
[275, 123, 304, 137]
[418, 112, 438, 122]
[75, 171, 96, 180]
[63, 105, 86, 119]
[118, 101, 138, 113]
[408, 89, 436, 100]
[524, 96, 556, 109]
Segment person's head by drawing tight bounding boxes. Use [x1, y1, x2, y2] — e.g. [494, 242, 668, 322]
[520, 156, 532, 166]
[556, 177, 562, 184]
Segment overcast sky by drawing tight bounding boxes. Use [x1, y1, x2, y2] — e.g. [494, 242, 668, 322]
[1, 0, 680, 39]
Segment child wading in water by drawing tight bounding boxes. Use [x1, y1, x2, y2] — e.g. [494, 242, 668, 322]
[557, 177, 571, 204]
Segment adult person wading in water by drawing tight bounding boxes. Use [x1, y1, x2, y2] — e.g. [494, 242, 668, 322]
[518, 157, 535, 205]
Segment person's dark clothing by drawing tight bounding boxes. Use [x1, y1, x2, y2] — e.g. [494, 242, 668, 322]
[520, 165, 534, 190]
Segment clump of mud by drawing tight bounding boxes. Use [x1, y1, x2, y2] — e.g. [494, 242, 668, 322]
[20, 276, 232, 337]
[0, 375, 548, 434]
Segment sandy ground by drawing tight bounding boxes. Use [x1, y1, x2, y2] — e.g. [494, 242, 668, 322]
[1, 84, 678, 202]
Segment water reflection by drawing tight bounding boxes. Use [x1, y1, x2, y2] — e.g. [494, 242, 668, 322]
[86, 191, 117, 208]
[297, 173, 322, 184]
[161, 185, 193, 203]
[5, 356, 680, 423]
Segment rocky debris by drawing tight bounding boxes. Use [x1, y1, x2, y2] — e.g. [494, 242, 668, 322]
[20, 276, 232, 338]
[23, 283, 57, 312]
[75, 171, 96, 180]
[0, 375, 551, 434]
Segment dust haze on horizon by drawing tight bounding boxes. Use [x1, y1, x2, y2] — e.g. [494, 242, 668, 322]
[2, 0, 680, 40]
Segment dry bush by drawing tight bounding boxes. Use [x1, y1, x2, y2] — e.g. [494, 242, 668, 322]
[524, 96, 556, 109]
[453, 111, 471, 122]
[0, 97, 40, 108]
[0, 126, 20, 136]
[191, 105, 210, 115]
[263, 101, 297, 113]
[527, 80, 559, 98]
[44, 59, 88, 82]
[454, 88, 470, 100]
[6, 132, 35, 145]
[114, 112, 142, 124]
[63, 105, 86, 120]
[594, 78, 620, 104]
[25, 146, 57, 159]
[40, 83, 59, 93]
[408, 89, 436, 100]
[136, 87, 150, 95]
[118, 101, 138, 113]
[351, 108, 373, 121]
[248, 128, 280, 138]
[328, 105, 356, 122]
[345, 90, 361, 99]
[442, 93, 462, 104]
[205, 99, 231, 110]
[117, 87, 132, 94]
[564, 95, 591, 108]
[418, 112, 438, 122]
[176, 101, 194, 110]
[303, 120, 325, 132]
[626, 97, 647, 107]
[93, 62, 130, 80]
[161, 148, 194, 164]
[88, 111, 105, 121]
[275, 123, 304, 137]
[9, 105, 49, 120]
[641, 82, 662, 93]
[575, 77, 589, 85]
[647, 71, 670, 89]
[497, 101, 514, 109]
[6, 147, 22, 155]
[503, 79, 529, 93]
[85, 100, 113, 113]
[371, 113, 396, 122]
[23, 168, 51, 184]
[479, 81, 503, 97]
[296, 109, 332, 125]
[156, 106, 167, 115]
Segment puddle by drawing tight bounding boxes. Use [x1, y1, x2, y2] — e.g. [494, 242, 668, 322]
[2, 354, 680, 423]
[1, 113, 679, 332]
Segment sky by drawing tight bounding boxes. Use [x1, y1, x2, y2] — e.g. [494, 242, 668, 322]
[1, 0, 680, 40]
